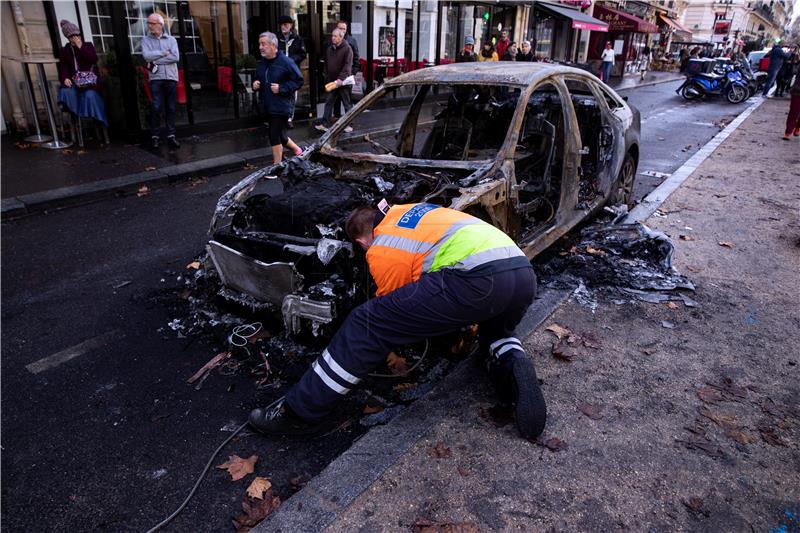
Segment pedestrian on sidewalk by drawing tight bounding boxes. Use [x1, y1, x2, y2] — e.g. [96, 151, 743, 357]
[782, 69, 800, 141]
[142, 13, 180, 149]
[456, 36, 477, 63]
[762, 39, 788, 97]
[775, 46, 798, 98]
[276, 15, 306, 129]
[333, 20, 361, 120]
[640, 44, 651, 80]
[518, 41, 534, 62]
[316, 28, 353, 132]
[478, 41, 498, 62]
[249, 203, 547, 439]
[252, 32, 304, 163]
[501, 42, 519, 61]
[601, 41, 615, 83]
[56, 20, 108, 132]
[496, 29, 511, 60]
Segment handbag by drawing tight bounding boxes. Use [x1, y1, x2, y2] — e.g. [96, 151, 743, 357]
[71, 47, 97, 88]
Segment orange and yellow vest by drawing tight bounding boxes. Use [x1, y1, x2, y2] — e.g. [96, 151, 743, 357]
[366, 203, 526, 296]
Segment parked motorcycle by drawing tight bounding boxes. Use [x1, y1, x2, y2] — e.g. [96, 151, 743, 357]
[733, 59, 767, 98]
[677, 59, 749, 104]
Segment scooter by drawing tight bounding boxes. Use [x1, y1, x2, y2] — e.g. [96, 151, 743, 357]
[734, 60, 767, 98]
[677, 63, 749, 104]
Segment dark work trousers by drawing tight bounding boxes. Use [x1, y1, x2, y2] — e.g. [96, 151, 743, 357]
[322, 85, 352, 126]
[285, 265, 536, 421]
[763, 65, 782, 96]
[150, 79, 177, 138]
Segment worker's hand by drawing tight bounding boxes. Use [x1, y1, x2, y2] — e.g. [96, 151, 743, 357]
[64, 78, 73, 88]
[270, 83, 279, 94]
[252, 80, 261, 91]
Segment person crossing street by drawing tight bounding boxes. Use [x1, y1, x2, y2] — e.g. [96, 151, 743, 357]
[249, 203, 548, 440]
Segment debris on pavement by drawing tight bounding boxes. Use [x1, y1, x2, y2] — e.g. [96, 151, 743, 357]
[537, 436, 568, 452]
[216, 454, 258, 481]
[246, 477, 272, 499]
[427, 441, 452, 459]
[577, 402, 604, 420]
[232, 488, 281, 533]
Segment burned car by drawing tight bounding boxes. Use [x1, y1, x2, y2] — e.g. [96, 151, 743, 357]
[207, 63, 640, 336]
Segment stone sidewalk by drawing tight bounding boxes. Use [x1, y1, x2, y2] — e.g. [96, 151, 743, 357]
[259, 98, 800, 532]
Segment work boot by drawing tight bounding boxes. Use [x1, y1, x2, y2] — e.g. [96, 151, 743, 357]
[487, 341, 547, 439]
[151, 136, 160, 149]
[167, 135, 180, 148]
[249, 399, 324, 436]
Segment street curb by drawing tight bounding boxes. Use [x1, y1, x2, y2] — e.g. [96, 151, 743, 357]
[253, 287, 569, 533]
[613, 74, 684, 92]
[624, 95, 766, 223]
[0, 149, 272, 218]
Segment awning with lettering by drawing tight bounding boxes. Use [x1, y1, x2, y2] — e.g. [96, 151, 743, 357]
[659, 13, 692, 39]
[537, 2, 609, 32]
[592, 4, 659, 34]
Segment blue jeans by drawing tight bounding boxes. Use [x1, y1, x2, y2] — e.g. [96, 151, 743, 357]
[602, 61, 613, 83]
[762, 66, 781, 96]
[150, 80, 177, 138]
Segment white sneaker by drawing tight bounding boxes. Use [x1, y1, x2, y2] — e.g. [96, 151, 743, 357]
[344, 126, 353, 133]
[314, 123, 328, 132]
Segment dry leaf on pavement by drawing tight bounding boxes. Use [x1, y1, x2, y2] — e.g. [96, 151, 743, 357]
[552, 342, 581, 361]
[137, 185, 150, 197]
[577, 402, 604, 420]
[585, 246, 606, 255]
[724, 429, 758, 444]
[246, 477, 271, 499]
[667, 302, 679, 309]
[718, 241, 734, 248]
[386, 351, 409, 375]
[696, 387, 724, 404]
[363, 404, 384, 414]
[679, 235, 695, 241]
[538, 437, 568, 452]
[427, 441, 452, 459]
[186, 261, 201, 269]
[545, 323, 571, 340]
[217, 454, 258, 481]
[232, 491, 281, 532]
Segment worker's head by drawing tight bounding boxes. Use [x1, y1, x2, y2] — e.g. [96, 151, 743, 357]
[279, 15, 293, 35]
[332, 27, 345, 46]
[345, 206, 378, 250]
[147, 13, 165, 37]
[259, 32, 278, 59]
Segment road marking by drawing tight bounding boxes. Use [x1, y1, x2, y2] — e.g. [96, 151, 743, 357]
[26, 330, 119, 374]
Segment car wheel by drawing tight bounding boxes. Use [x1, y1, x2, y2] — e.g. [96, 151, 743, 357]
[726, 84, 748, 104]
[609, 152, 635, 206]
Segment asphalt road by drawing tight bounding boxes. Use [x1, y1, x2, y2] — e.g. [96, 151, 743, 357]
[0, 79, 750, 532]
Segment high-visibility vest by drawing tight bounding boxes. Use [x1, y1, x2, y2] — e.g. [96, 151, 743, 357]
[366, 203, 526, 296]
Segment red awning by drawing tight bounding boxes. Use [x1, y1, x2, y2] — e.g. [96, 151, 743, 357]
[538, 2, 609, 32]
[659, 14, 692, 35]
[592, 4, 660, 34]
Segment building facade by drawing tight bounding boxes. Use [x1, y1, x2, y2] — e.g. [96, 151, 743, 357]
[681, 0, 791, 51]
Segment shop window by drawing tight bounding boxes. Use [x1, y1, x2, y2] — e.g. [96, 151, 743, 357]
[515, 82, 565, 235]
[86, 0, 115, 54]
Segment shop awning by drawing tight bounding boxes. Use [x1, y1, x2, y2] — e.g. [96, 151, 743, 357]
[659, 14, 691, 35]
[537, 2, 609, 32]
[592, 4, 659, 34]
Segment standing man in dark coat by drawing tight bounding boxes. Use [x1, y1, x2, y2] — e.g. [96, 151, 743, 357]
[334, 20, 360, 118]
[253, 32, 304, 164]
[316, 28, 353, 132]
[763, 40, 788, 97]
[277, 15, 306, 128]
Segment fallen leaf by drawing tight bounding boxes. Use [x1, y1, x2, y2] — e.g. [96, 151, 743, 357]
[676, 436, 726, 459]
[362, 404, 384, 414]
[585, 246, 606, 255]
[144, 166, 157, 171]
[581, 333, 601, 349]
[725, 429, 758, 444]
[412, 519, 480, 533]
[667, 302, 679, 309]
[427, 441, 452, 459]
[679, 235, 695, 241]
[186, 261, 201, 269]
[246, 477, 271, 499]
[545, 323, 572, 340]
[289, 472, 312, 492]
[552, 342, 581, 361]
[393, 382, 417, 392]
[187, 351, 231, 384]
[696, 387, 724, 404]
[137, 185, 150, 197]
[697, 406, 738, 430]
[565, 334, 581, 345]
[457, 465, 471, 477]
[639, 344, 658, 355]
[386, 352, 408, 375]
[682, 497, 709, 516]
[479, 404, 514, 428]
[232, 492, 281, 532]
[14, 142, 31, 149]
[62, 149, 73, 155]
[577, 402, 604, 420]
[538, 437, 568, 452]
[718, 241, 734, 248]
[217, 454, 258, 481]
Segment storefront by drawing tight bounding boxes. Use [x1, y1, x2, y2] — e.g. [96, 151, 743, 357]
[657, 13, 692, 54]
[588, 4, 658, 78]
[5, 1, 545, 139]
[529, 2, 607, 62]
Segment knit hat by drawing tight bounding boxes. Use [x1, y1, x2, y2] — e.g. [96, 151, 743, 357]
[465, 36, 475, 45]
[278, 15, 294, 25]
[60, 19, 80, 38]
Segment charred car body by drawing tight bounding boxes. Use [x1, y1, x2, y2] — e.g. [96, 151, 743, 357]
[208, 63, 640, 336]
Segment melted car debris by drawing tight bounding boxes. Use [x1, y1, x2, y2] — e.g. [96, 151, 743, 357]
[537, 219, 696, 309]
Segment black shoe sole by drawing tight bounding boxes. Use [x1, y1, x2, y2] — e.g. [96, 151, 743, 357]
[248, 408, 325, 437]
[512, 357, 547, 439]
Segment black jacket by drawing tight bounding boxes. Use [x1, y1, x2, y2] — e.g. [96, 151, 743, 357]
[456, 50, 476, 63]
[277, 30, 307, 67]
[325, 41, 353, 82]
[255, 51, 304, 116]
[516, 51, 534, 62]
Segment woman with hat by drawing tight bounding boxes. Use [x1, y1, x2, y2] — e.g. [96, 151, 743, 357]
[57, 20, 108, 138]
[456, 36, 477, 63]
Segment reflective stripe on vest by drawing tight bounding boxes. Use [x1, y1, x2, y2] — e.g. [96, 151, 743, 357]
[373, 203, 524, 276]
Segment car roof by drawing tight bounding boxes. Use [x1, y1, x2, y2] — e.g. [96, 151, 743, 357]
[383, 62, 596, 88]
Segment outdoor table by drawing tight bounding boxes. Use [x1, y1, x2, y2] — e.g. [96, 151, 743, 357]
[9, 56, 71, 149]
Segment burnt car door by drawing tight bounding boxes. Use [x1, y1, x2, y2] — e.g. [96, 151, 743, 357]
[509, 77, 582, 258]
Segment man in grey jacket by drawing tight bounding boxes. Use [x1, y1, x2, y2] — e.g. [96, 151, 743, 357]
[141, 13, 180, 148]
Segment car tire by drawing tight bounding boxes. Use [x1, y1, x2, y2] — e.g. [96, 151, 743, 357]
[608, 152, 636, 206]
[726, 84, 748, 104]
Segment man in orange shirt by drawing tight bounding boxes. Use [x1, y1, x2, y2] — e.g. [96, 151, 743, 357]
[249, 203, 547, 439]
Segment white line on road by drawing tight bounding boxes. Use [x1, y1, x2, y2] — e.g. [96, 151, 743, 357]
[26, 330, 119, 374]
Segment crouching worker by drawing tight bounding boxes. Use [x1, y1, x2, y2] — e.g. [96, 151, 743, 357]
[249, 203, 547, 439]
